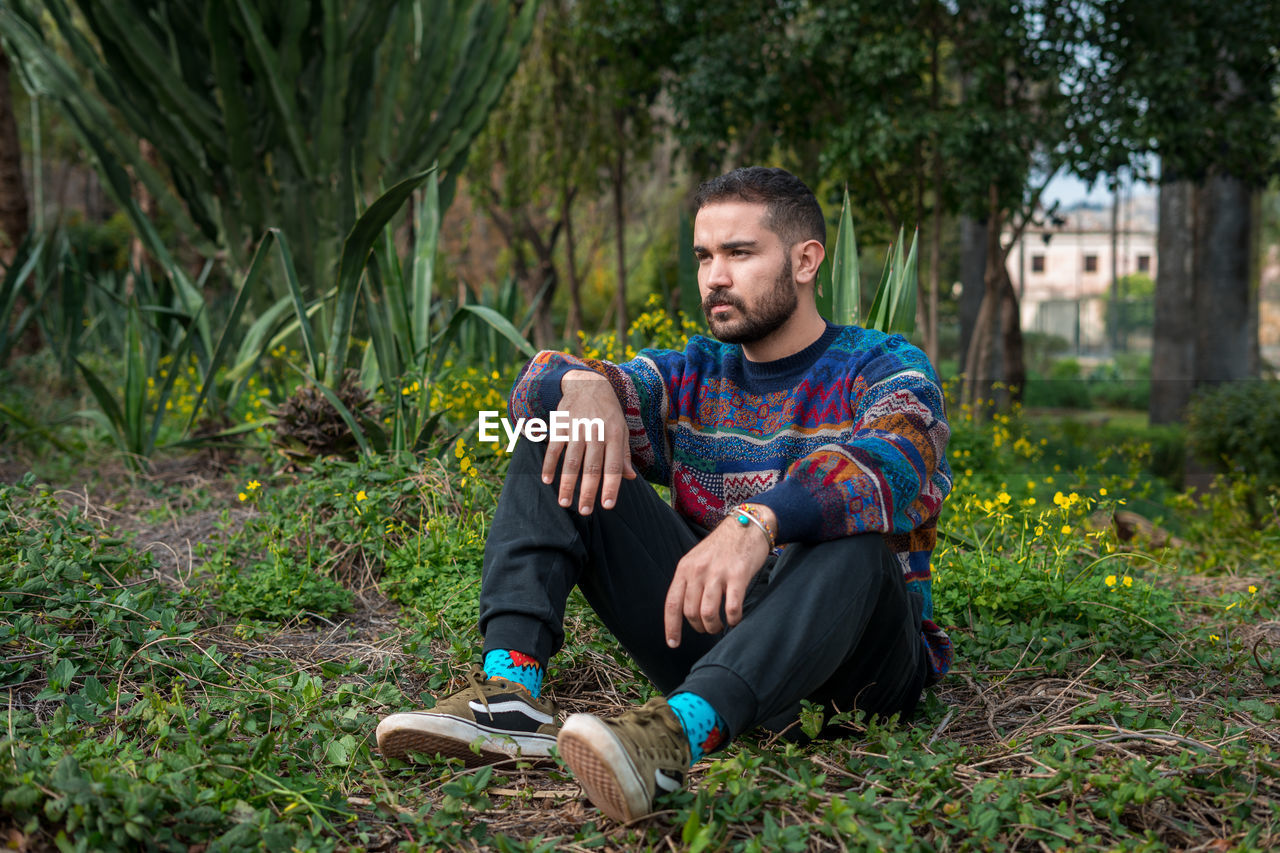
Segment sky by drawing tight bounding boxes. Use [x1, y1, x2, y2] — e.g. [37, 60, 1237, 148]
[1044, 158, 1158, 208]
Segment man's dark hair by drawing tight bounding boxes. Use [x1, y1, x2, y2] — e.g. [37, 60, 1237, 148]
[693, 166, 826, 248]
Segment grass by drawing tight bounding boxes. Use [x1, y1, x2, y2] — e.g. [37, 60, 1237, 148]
[1, 405, 1278, 851]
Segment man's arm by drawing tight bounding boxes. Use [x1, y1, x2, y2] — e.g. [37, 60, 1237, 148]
[663, 502, 776, 647]
[542, 370, 635, 515]
[750, 336, 952, 545]
[506, 348, 687, 509]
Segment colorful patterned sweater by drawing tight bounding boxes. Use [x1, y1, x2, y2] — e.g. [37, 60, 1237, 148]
[508, 322, 954, 682]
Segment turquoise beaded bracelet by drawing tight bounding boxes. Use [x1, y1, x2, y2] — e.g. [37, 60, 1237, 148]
[734, 503, 776, 550]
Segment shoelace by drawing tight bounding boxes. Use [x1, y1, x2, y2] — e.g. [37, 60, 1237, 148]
[465, 666, 493, 714]
[623, 700, 687, 760]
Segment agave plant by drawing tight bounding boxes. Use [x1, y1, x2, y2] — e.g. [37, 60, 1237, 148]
[816, 189, 919, 335]
[265, 167, 536, 462]
[0, 0, 536, 308]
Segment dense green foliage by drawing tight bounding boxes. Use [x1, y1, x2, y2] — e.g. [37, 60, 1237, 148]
[0, 1, 1277, 848]
[1187, 381, 1280, 482]
[0, 0, 536, 288]
[1187, 380, 1280, 517]
[2, 384, 1277, 849]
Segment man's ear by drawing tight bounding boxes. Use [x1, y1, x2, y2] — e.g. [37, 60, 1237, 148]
[792, 239, 826, 286]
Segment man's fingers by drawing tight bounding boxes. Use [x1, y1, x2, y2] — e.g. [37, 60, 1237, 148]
[724, 577, 748, 628]
[683, 574, 712, 634]
[664, 574, 687, 648]
[696, 578, 725, 635]
[599, 435, 631, 509]
[541, 438, 564, 486]
[557, 443, 583, 508]
[576, 441, 606, 515]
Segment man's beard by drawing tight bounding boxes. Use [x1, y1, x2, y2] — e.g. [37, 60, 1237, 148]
[702, 256, 798, 345]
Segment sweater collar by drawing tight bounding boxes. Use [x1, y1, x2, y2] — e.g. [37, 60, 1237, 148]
[738, 322, 842, 385]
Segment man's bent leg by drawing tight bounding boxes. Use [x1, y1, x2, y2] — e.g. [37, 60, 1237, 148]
[380, 438, 709, 766]
[478, 437, 718, 691]
[674, 534, 928, 742]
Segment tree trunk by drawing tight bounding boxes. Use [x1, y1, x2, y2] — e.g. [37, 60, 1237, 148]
[125, 139, 158, 299]
[0, 45, 29, 258]
[958, 215, 987, 369]
[1194, 171, 1253, 385]
[963, 188, 1006, 414]
[528, 261, 557, 350]
[1000, 270, 1025, 404]
[925, 27, 942, 364]
[1109, 179, 1121, 354]
[563, 182, 583, 353]
[1149, 179, 1196, 425]
[612, 129, 628, 347]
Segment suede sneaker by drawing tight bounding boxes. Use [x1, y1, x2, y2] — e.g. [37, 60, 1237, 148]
[557, 697, 692, 823]
[376, 667, 559, 766]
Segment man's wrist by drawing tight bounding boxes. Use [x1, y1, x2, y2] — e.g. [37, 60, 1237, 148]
[732, 503, 778, 550]
[560, 369, 607, 393]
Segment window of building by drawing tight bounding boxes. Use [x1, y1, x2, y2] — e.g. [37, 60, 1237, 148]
[1137, 254, 1150, 273]
[1084, 254, 1098, 273]
[1031, 254, 1045, 273]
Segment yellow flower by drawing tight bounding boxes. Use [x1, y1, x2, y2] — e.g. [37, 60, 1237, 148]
[1122, 576, 1132, 588]
[1034, 525, 1044, 536]
[356, 490, 368, 502]
[1061, 525, 1072, 535]
[238, 492, 248, 502]
[996, 491, 1011, 505]
[248, 480, 261, 491]
[455, 440, 465, 459]
[1099, 488, 1108, 496]
[1210, 634, 1220, 643]
[1248, 585, 1258, 595]
[1105, 575, 1116, 587]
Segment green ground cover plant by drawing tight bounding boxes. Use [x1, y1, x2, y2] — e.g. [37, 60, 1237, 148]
[2, 385, 1277, 850]
[0, 292, 1275, 851]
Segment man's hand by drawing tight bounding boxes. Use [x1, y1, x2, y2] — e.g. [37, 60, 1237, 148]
[664, 507, 775, 647]
[542, 370, 636, 514]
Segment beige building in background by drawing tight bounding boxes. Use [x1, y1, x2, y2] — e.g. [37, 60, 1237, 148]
[1005, 193, 1158, 354]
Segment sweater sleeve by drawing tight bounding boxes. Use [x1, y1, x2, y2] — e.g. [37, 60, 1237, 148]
[750, 335, 952, 544]
[506, 348, 685, 485]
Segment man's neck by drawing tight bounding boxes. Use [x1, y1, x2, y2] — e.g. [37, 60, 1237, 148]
[741, 305, 828, 363]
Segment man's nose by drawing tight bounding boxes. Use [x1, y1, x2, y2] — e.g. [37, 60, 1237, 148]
[703, 256, 731, 288]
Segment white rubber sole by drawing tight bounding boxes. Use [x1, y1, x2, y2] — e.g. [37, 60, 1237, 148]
[557, 714, 649, 823]
[376, 712, 556, 767]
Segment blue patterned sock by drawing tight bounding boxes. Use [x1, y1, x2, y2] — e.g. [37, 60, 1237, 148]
[667, 692, 727, 763]
[482, 649, 544, 698]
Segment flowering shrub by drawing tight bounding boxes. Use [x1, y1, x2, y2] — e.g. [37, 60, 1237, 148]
[578, 294, 704, 362]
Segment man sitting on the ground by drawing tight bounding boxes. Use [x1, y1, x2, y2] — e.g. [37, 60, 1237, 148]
[376, 166, 953, 823]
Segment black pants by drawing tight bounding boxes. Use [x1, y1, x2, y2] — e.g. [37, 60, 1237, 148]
[477, 438, 930, 742]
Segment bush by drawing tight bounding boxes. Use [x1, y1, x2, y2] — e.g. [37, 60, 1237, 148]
[1023, 358, 1093, 409]
[1186, 380, 1280, 516]
[1187, 381, 1280, 481]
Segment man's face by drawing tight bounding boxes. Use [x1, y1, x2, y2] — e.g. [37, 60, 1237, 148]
[692, 201, 798, 345]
